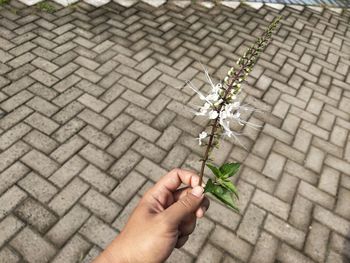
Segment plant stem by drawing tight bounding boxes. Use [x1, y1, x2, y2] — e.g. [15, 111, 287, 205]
[198, 38, 266, 185]
[198, 17, 282, 185]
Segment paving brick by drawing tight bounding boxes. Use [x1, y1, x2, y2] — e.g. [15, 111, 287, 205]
[0, 215, 25, 248]
[156, 125, 182, 151]
[314, 205, 350, 237]
[53, 87, 83, 108]
[183, 217, 215, 256]
[277, 243, 314, 263]
[195, 243, 223, 263]
[10, 227, 57, 263]
[329, 232, 350, 260]
[113, 195, 141, 231]
[318, 166, 340, 196]
[305, 146, 325, 173]
[0, 141, 30, 173]
[79, 164, 117, 194]
[30, 69, 59, 86]
[79, 143, 114, 170]
[78, 93, 107, 113]
[273, 141, 305, 164]
[305, 221, 330, 262]
[49, 178, 89, 216]
[0, 162, 29, 195]
[128, 120, 161, 142]
[335, 187, 350, 220]
[104, 113, 133, 138]
[23, 130, 58, 154]
[18, 172, 58, 203]
[51, 234, 91, 263]
[325, 155, 350, 176]
[15, 198, 57, 233]
[132, 138, 167, 163]
[0, 123, 31, 150]
[81, 246, 102, 263]
[0, 105, 33, 130]
[101, 98, 128, 120]
[275, 172, 299, 203]
[249, 231, 279, 263]
[330, 125, 348, 147]
[78, 108, 109, 129]
[0, 90, 33, 112]
[0, 246, 20, 263]
[49, 155, 87, 188]
[46, 204, 90, 247]
[262, 152, 286, 180]
[51, 135, 87, 164]
[299, 181, 335, 209]
[0, 185, 27, 220]
[110, 171, 146, 205]
[25, 112, 59, 135]
[263, 124, 293, 144]
[80, 189, 121, 223]
[264, 214, 305, 249]
[80, 216, 118, 249]
[210, 225, 252, 262]
[26, 96, 59, 117]
[237, 204, 266, 244]
[316, 133, 343, 154]
[284, 160, 318, 184]
[252, 189, 290, 220]
[317, 110, 336, 131]
[289, 194, 313, 231]
[52, 118, 86, 143]
[21, 149, 59, 178]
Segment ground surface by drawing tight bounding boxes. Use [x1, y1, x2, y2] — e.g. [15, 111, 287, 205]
[0, 1, 350, 263]
[246, 0, 349, 8]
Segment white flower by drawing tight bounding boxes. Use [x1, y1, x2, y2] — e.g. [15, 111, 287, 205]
[206, 93, 220, 102]
[197, 131, 208, 145]
[208, 110, 219, 119]
[195, 102, 211, 116]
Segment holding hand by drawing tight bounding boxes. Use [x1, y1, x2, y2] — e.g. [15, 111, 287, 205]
[94, 169, 210, 263]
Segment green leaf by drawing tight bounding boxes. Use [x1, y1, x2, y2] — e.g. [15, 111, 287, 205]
[206, 163, 222, 178]
[219, 163, 240, 179]
[204, 179, 215, 193]
[212, 187, 239, 212]
[220, 180, 239, 199]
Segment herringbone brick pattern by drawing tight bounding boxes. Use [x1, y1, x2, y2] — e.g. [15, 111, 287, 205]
[0, 1, 350, 262]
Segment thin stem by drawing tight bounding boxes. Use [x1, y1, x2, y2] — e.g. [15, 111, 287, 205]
[198, 18, 280, 185]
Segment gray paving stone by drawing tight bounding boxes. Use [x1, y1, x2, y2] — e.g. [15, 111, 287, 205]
[10, 227, 57, 263]
[0, 2, 350, 262]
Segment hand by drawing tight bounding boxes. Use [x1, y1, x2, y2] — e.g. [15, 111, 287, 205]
[94, 169, 210, 263]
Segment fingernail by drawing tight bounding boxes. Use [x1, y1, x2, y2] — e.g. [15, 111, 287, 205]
[191, 186, 204, 197]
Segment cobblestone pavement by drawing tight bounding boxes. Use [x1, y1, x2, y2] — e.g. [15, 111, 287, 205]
[0, 1, 350, 262]
[246, 0, 349, 8]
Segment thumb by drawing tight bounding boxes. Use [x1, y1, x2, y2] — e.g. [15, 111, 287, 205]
[163, 186, 204, 225]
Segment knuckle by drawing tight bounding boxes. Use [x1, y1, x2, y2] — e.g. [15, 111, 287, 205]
[179, 197, 193, 210]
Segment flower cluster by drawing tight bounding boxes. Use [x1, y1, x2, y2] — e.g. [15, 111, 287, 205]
[184, 16, 282, 210]
[189, 16, 282, 149]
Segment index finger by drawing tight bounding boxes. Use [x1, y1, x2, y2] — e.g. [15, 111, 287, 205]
[149, 168, 200, 194]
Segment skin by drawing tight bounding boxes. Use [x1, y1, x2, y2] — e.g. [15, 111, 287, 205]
[94, 169, 210, 263]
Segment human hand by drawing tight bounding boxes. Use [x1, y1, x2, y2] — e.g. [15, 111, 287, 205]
[94, 169, 210, 263]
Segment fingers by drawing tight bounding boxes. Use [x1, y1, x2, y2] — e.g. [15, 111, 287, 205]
[175, 236, 189, 248]
[179, 214, 196, 237]
[196, 197, 210, 218]
[148, 169, 200, 196]
[162, 186, 204, 225]
[174, 188, 210, 218]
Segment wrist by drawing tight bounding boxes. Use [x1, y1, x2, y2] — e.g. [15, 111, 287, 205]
[99, 234, 132, 263]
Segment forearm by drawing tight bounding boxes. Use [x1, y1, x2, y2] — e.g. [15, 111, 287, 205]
[93, 236, 129, 263]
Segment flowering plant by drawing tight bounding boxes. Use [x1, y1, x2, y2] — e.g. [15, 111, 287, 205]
[188, 16, 282, 211]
